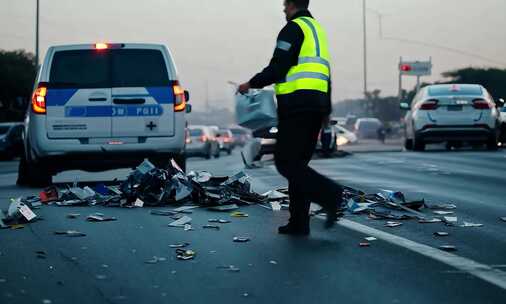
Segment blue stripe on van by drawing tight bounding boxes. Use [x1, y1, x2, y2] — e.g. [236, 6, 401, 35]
[64, 105, 164, 117]
[146, 87, 175, 104]
[46, 89, 79, 106]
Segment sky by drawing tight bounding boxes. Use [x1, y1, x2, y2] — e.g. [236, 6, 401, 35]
[1, 0, 505, 110]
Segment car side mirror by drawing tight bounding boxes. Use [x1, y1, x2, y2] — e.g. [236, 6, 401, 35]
[400, 102, 410, 110]
[184, 90, 190, 102]
[185, 104, 192, 114]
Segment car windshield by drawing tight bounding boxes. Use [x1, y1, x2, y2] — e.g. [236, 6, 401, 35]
[50, 49, 169, 88]
[189, 129, 203, 137]
[0, 126, 10, 135]
[359, 121, 381, 129]
[231, 129, 245, 135]
[428, 85, 482, 96]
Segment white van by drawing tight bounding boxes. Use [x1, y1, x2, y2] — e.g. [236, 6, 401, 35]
[18, 43, 191, 186]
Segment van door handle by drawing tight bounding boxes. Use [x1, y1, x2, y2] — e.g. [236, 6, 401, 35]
[113, 98, 146, 104]
[89, 97, 107, 102]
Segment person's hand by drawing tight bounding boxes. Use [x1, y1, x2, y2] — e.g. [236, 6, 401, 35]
[238, 82, 251, 95]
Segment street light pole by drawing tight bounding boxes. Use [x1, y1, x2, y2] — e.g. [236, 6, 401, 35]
[362, 0, 368, 97]
[35, 0, 39, 67]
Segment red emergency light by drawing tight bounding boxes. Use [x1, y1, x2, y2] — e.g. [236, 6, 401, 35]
[400, 64, 412, 72]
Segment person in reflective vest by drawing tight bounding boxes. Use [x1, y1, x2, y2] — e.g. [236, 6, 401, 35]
[238, 0, 343, 235]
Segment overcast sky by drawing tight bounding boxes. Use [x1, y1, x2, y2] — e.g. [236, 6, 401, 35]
[1, 0, 505, 109]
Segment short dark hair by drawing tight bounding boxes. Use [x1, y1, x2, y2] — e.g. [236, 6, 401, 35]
[286, 0, 310, 9]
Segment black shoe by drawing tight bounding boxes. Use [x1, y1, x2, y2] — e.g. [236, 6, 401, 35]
[324, 190, 343, 229]
[278, 223, 310, 236]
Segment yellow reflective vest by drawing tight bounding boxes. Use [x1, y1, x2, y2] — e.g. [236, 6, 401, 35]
[274, 17, 330, 96]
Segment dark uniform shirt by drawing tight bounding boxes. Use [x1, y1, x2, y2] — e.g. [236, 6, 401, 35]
[249, 10, 332, 119]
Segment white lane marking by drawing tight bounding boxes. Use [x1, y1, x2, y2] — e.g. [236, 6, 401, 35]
[327, 217, 506, 290]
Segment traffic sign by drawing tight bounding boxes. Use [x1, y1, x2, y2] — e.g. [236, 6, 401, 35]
[399, 61, 432, 76]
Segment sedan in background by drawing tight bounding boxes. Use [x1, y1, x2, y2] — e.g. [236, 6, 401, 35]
[216, 129, 234, 155]
[403, 84, 501, 151]
[0, 122, 23, 160]
[186, 126, 220, 159]
[354, 118, 384, 139]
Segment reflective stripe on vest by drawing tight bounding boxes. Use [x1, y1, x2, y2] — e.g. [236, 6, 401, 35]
[275, 17, 330, 96]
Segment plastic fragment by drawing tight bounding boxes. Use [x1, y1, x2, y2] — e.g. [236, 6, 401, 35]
[434, 232, 449, 237]
[269, 260, 278, 265]
[39, 187, 59, 203]
[176, 249, 196, 260]
[168, 216, 192, 227]
[439, 245, 457, 252]
[359, 242, 370, 247]
[230, 211, 249, 218]
[433, 211, 454, 215]
[501, 217, 506, 222]
[419, 218, 442, 224]
[66, 213, 80, 219]
[169, 243, 190, 248]
[443, 216, 458, 223]
[365, 237, 377, 241]
[233, 237, 250, 243]
[53, 230, 86, 237]
[86, 214, 117, 222]
[203, 224, 220, 230]
[208, 219, 231, 224]
[385, 221, 402, 228]
[150, 210, 177, 216]
[460, 222, 483, 228]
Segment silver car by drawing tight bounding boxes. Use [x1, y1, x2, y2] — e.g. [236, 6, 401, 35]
[186, 126, 220, 159]
[402, 84, 502, 151]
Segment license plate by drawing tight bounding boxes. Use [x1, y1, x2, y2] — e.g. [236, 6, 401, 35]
[447, 105, 463, 111]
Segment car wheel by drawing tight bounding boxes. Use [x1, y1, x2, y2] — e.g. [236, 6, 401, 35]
[486, 136, 499, 151]
[404, 139, 413, 150]
[17, 155, 52, 187]
[413, 136, 425, 151]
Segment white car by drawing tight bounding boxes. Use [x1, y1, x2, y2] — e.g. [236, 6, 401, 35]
[334, 125, 357, 146]
[19, 43, 191, 186]
[402, 84, 501, 151]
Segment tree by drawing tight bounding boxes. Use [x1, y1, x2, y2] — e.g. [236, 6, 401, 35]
[442, 68, 506, 100]
[0, 50, 37, 122]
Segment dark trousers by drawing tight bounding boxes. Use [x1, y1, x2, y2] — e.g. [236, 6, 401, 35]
[274, 112, 343, 225]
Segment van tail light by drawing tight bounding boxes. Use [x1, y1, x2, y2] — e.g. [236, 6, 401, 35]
[173, 81, 187, 112]
[200, 135, 208, 143]
[419, 99, 439, 110]
[32, 82, 48, 114]
[472, 99, 492, 110]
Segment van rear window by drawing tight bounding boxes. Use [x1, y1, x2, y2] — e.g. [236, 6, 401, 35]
[49, 49, 169, 88]
[50, 50, 110, 88]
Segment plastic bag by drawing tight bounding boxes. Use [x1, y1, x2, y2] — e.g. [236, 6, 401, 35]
[235, 90, 277, 130]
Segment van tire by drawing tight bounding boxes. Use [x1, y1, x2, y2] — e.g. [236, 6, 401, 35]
[17, 154, 52, 187]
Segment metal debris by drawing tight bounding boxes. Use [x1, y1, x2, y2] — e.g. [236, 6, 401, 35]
[433, 211, 454, 215]
[365, 237, 377, 241]
[176, 249, 196, 260]
[434, 232, 450, 237]
[203, 225, 220, 230]
[86, 214, 117, 222]
[385, 221, 402, 228]
[359, 242, 371, 247]
[230, 211, 249, 218]
[66, 213, 81, 219]
[53, 230, 86, 237]
[460, 222, 483, 228]
[150, 210, 177, 216]
[439, 245, 457, 252]
[208, 219, 231, 224]
[419, 218, 442, 224]
[169, 243, 190, 248]
[233, 237, 250, 243]
[168, 216, 192, 227]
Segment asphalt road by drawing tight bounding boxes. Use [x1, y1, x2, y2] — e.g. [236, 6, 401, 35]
[1, 148, 506, 304]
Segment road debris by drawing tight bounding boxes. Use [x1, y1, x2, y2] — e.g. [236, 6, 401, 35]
[40, 187, 59, 203]
[66, 213, 81, 219]
[150, 210, 177, 216]
[365, 237, 377, 241]
[460, 222, 483, 228]
[419, 218, 442, 224]
[230, 211, 249, 218]
[145, 256, 166, 264]
[176, 249, 196, 260]
[168, 216, 192, 227]
[439, 245, 457, 252]
[208, 219, 231, 224]
[203, 224, 220, 230]
[53, 230, 86, 237]
[269, 260, 278, 265]
[433, 211, 454, 215]
[385, 221, 402, 228]
[434, 232, 450, 237]
[169, 243, 190, 248]
[86, 214, 117, 222]
[359, 242, 371, 247]
[217, 265, 240, 272]
[233, 237, 250, 243]
[36, 250, 47, 259]
[501, 217, 506, 222]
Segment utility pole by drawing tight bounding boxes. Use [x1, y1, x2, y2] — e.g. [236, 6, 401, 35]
[362, 0, 368, 97]
[35, 0, 39, 67]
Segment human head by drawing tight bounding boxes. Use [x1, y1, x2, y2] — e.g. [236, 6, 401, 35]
[283, 0, 309, 21]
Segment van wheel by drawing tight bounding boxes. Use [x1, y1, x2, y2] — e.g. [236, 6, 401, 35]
[17, 154, 52, 187]
[404, 139, 413, 150]
[413, 136, 425, 151]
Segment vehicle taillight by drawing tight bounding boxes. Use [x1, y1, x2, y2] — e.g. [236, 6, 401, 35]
[185, 137, 191, 144]
[419, 99, 439, 110]
[173, 81, 187, 112]
[200, 135, 208, 143]
[32, 83, 48, 114]
[472, 99, 492, 110]
[95, 43, 108, 50]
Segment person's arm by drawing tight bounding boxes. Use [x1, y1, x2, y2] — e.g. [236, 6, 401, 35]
[238, 22, 302, 93]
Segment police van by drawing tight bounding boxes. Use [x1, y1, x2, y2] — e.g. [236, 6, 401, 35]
[18, 43, 191, 186]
